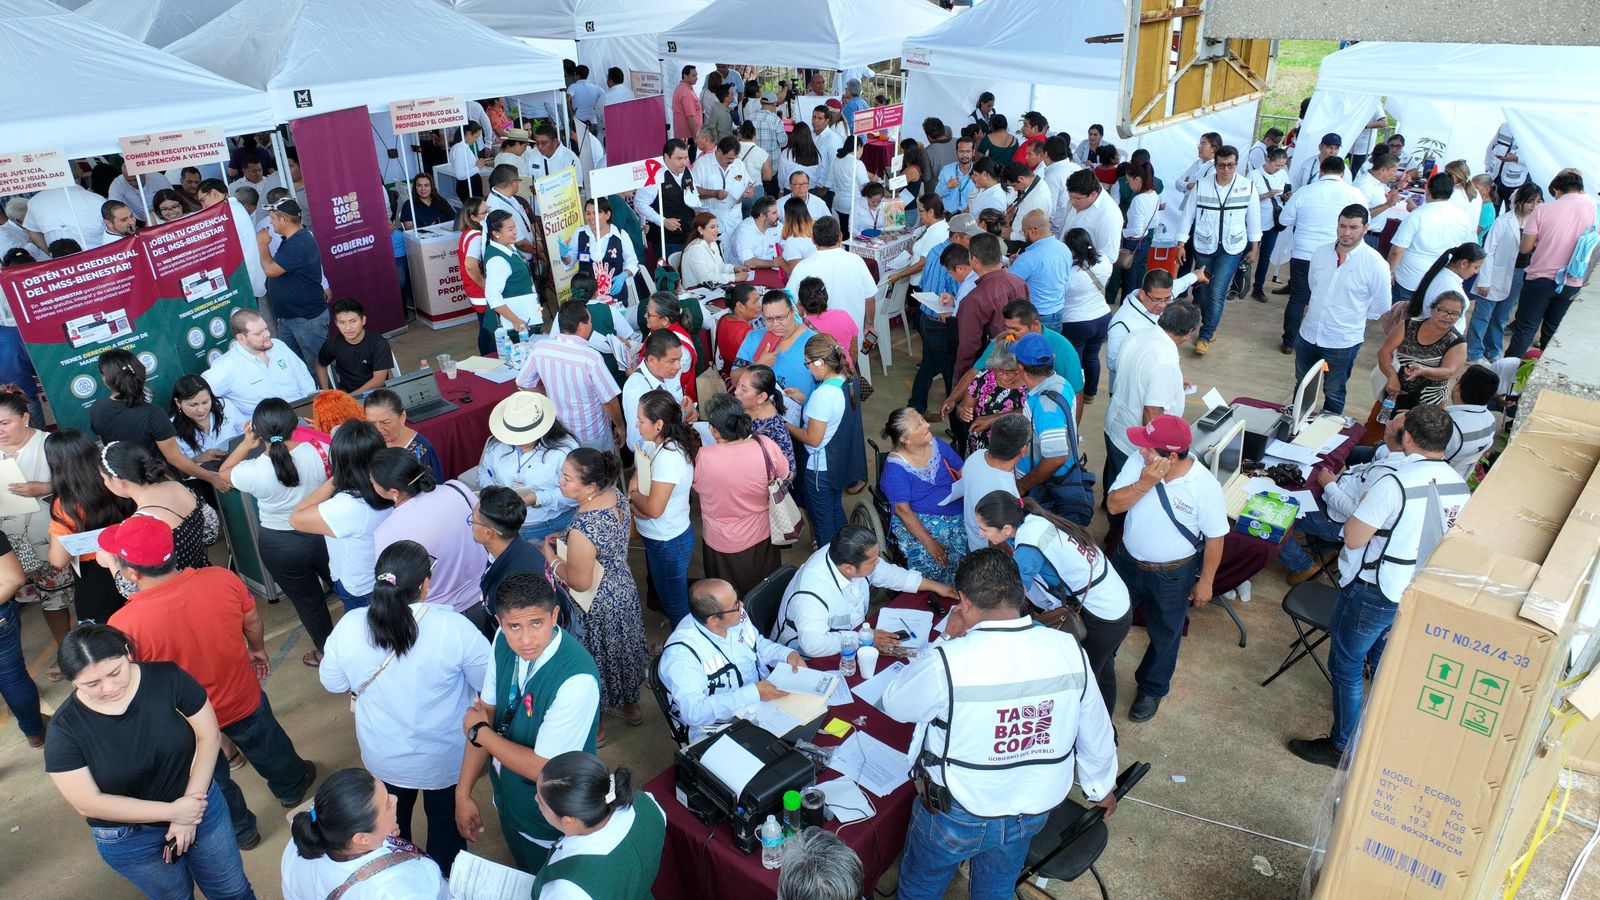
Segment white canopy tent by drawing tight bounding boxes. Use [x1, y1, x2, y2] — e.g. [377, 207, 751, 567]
[1292, 42, 1600, 193]
[74, 0, 240, 49]
[0, 0, 275, 160]
[658, 0, 950, 70]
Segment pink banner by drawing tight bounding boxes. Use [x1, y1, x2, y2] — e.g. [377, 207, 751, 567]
[603, 96, 668, 182]
[290, 107, 403, 334]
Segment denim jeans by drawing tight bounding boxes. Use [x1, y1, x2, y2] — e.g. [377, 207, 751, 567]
[211, 690, 311, 841]
[1037, 309, 1063, 332]
[274, 308, 330, 375]
[1280, 257, 1312, 346]
[92, 782, 256, 900]
[1253, 229, 1282, 292]
[520, 507, 576, 545]
[1192, 248, 1243, 342]
[1278, 507, 1345, 573]
[802, 467, 847, 548]
[1390, 282, 1414, 307]
[387, 782, 466, 876]
[0, 601, 44, 738]
[334, 580, 371, 610]
[642, 526, 695, 624]
[257, 528, 333, 651]
[1507, 277, 1578, 360]
[895, 800, 1052, 900]
[1060, 313, 1111, 397]
[1294, 337, 1362, 416]
[1466, 269, 1522, 361]
[1329, 578, 1399, 750]
[474, 309, 497, 356]
[908, 317, 952, 413]
[1111, 545, 1201, 699]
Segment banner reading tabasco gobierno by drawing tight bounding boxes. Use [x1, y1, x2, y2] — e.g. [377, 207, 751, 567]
[0, 202, 255, 433]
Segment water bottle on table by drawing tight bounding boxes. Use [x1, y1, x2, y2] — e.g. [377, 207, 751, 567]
[760, 814, 784, 869]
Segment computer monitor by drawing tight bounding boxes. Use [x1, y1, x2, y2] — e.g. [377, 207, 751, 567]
[1209, 420, 1246, 484]
[1288, 361, 1329, 437]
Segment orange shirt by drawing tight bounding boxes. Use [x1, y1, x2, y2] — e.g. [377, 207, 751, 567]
[109, 567, 261, 728]
[49, 500, 97, 562]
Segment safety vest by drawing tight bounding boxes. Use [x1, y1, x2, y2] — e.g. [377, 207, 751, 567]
[659, 169, 695, 238]
[1343, 459, 1469, 602]
[575, 227, 626, 282]
[1013, 515, 1129, 621]
[919, 621, 1090, 817]
[1191, 173, 1257, 254]
[457, 229, 485, 304]
[1444, 405, 1496, 480]
[661, 621, 756, 741]
[1325, 451, 1403, 525]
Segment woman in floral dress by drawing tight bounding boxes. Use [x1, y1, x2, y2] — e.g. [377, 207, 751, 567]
[955, 341, 1027, 455]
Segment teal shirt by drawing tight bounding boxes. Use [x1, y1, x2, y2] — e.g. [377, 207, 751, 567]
[977, 331, 1084, 397]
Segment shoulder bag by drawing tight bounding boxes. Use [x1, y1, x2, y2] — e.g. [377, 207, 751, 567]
[349, 606, 430, 711]
[761, 438, 804, 546]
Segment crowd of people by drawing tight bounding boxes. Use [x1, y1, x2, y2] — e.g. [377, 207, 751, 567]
[2, 57, 1597, 899]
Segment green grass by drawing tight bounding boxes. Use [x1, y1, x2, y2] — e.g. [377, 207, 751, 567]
[1257, 40, 1340, 137]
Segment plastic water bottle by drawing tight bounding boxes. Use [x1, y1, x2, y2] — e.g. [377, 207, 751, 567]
[1376, 395, 1396, 424]
[839, 641, 857, 677]
[760, 814, 784, 870]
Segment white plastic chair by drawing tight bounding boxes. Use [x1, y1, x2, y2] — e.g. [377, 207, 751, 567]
[870, 279, 914, 375]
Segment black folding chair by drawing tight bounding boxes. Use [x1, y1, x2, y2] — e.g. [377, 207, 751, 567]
[1261, 580, 1340, 687]
[1015, 762, 1151, 900]
[645, 653, 689, 747]
[745, 564, 797, 640]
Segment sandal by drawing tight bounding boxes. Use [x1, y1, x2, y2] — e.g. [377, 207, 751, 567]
[620, 704, 645, 727]
[846, 480, 868, 495]
[227, 750, 246, 771]
[46, 666, 63, 683]
[302, 650, 323, 668]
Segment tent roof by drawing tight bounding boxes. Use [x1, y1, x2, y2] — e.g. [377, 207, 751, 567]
[1315, 41, 1600, 105]
[659, 0, 950, 70]
[449, 0, 711, 41]
[164, 0, 565, 121]
[75, 0, 242, 49]
[901, 0, 1123, 91]
[0, 0, 276, 158]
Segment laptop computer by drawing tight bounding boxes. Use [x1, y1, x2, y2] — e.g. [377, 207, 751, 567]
[1205, 421, 1253, 518]
[384, 369, 458, 423]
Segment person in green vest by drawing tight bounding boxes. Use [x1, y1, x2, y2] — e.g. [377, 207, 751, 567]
[531, 751, 666, 899]
[455, 572, 601, 873]
[483, 210, 543, 337]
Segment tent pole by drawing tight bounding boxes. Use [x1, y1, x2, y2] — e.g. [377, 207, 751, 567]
[269, 130, 294, 222]
[136, 173, 148, 227]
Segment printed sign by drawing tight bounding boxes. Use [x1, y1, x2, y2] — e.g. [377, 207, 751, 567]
[902, 46, 932, 70]
[852, 104, 905, 135]
[118, 127, 229, 176]
[630, 70, 664, 96]
[588, 158, 666, 197]
[0, 148, 73, 195]
[535, 166, 582, 304]
[390, 96, 467, 135]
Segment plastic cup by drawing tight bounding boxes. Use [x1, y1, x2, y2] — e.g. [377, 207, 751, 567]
[856, 646, 880, 678]
[437, 353, 458, 380]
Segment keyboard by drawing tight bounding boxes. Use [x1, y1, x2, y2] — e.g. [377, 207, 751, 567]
[1224, 474, 1251, 519]
[1291, 415, 1344, 451]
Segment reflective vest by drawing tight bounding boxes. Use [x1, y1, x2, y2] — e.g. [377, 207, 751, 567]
[662, 622, 755, 741]
[1325, 452, 1403, 525]
[1444, 405, 1496, 479]
[919, 621, 1090, 817]
[1343, 459, 1469, 602]
[1014, 515, 1130, 621]
[1190, 173, 1258, 254]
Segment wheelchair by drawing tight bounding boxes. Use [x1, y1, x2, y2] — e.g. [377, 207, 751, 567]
[847, 438, 908, 571]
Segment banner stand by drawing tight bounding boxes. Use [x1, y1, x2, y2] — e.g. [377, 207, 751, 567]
[270, 130, 292, 216]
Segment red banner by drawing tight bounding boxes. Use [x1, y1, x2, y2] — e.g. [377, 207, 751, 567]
[603, 96, 668, 180]
[290, 107, 403, 334]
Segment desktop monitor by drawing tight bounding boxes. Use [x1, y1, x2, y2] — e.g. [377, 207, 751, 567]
[1209, 420, 1247, 484]
[1288, 361, 1329, 437]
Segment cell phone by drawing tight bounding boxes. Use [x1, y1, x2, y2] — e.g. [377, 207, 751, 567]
[163, 836, 179, 864]
[891, 630, 911, 641]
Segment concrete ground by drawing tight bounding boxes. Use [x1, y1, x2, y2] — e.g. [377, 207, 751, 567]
[2, 268, 1596, 899]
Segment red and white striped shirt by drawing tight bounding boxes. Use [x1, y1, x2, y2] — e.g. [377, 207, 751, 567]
[516, 334, 620, 448]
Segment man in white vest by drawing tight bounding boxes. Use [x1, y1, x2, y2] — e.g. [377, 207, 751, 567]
[1442, 365, 1498, 479]
[659, 579, 805, 745]
[1289, 404, 1469, 767]
[1175, 144, 1261, 355]
[882, 548, 1118, 899]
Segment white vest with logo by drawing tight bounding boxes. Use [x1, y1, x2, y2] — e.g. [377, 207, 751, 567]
[1444, 405, 1496, 479]
[919, 621, 1091, 817]
[1191, 173, 1258, 254]
[662, 621, 759, 744]
[1014, 516, 1130, 621]
[1326, 451, 1404, 524]
[1343, 459, 1469, 602]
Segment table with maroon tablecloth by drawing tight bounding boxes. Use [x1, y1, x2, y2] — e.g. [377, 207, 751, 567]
[647, 591, 948, 900]
[750, 267, 786, 290]
[862, 138, 895, 177]
[412, 369, 518, 479]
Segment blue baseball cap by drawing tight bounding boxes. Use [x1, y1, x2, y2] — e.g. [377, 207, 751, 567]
[1012, 333, 1054, 366]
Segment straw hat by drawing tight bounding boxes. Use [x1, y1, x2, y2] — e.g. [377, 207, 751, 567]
[503, 127, 532, 143]
[489, 392, 558, 446]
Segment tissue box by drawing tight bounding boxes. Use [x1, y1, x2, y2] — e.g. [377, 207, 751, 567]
[1234, 490, 1299, 543]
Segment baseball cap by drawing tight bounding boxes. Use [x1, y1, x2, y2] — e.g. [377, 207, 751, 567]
[760, 91, 778, 104]
[947, 213, 983, 236]
[97, 516, 175, 568]
[1320, 132, 1343, 147]
[1126, 414, 1192, 454]
[1012, 333, 1054, 366]
[266, 197, 302, 218]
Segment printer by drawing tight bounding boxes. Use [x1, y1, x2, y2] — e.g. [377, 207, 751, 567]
[674, 719, 815, 853]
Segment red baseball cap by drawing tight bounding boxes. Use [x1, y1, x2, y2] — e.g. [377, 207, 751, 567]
[1126, 415, 1192, 454]
[97, 516, 174, 567]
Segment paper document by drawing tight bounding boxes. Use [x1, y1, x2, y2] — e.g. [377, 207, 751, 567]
[455, 356, 502, 373]
[0, 459, 40, 517]
[1201, 388, 1226, 411]
[1265, 439, 1321, 466]
[877, 608, 934, 651]
[449, 851, 535, 900]
[57, 528, 106, 558]
[476, 367, 519, 384]
[1317, 432, 1347, 455]
[913, 291, 954, 316]
[767, 666, 839, 698]
[850, 660, 906, 710]
[817, 778, 875, 823]
[743, 701, 804, 736]
[824, 671, 853, 706]
[827, 731, 912, 796]
[940, 477, 965, 506]
[699, 732, 765, 798]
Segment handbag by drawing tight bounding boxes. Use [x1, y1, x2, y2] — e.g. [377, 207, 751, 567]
[553, 538, 604, 613]
[1114, 234, 1147, 271]
[761, 438, 804, 546]
[1034, 582, 1089, 642]
[349, 606, 430, 711]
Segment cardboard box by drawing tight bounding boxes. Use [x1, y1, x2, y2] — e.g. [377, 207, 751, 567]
[1312, 392, 1600, 899]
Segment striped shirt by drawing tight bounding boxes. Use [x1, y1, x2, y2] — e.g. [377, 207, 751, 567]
[515, 334, 620, 448]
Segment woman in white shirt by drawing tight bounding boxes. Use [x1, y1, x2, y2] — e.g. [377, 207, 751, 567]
[281, 767, 449, 900]
[319, 540, 490, 876]
[785, 333, 859, 546]
[290, 420, 394, 611]
[221, 399, 334, 666]
[531, 752, 666, 900]
[168, 374, 242, 466]
[779, 198, 818, 274]
[1060, 228, 1117, 401]
[678, 212, 749, 288]
[1412, 241, 1485, 335]
[479, 395, 580, 544]
[1470, 183, 1542, 362]
[831, 137, 873, 220]
[1119, 160, 1160, 301]
[482, 209, 540, 334]
[849, 183, 890, 237]
[777, 126, 826, 199]
[1444, 159, 1484, 228]
[628, 390, 698, 625]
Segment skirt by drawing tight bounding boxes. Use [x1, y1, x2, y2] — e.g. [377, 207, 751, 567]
[702, 537, 783, 601]
[890, 513, 968, 584]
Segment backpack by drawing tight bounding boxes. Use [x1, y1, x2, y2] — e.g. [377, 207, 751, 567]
[1563, 201, 1600, 285]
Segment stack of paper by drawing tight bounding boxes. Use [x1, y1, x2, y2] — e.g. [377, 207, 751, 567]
[450, 851, 535, 899]
[743, 691, 828, 737]
[877, 608, 934, 651]
[766, 666, 840, 699]
[826, 731, 912, 796]
[850, 660, 906, 710]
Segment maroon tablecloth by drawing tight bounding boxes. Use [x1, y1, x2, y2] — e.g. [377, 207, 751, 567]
[412, 369, 517, 479]
[750, 267, 787, 290]
[646, 592, 946, 900]
[862, 138, 895, 177]
[1209, 397, 1364, 595]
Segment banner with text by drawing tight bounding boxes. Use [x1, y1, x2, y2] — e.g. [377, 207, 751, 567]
[0, 148, 73, 195]
[0, 202, 254, 432]
[118, 127, 228, 176]
[852, 103, 905, 135]
[390, 96, 466, 135]
[536, 166, 582, 304]
[588, 157, 665, 197]
[290, 107, 403, 334]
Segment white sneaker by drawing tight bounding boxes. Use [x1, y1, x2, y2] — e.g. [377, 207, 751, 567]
[1237, 580, 1253, 603]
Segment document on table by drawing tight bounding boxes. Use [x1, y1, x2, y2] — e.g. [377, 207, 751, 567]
[0, 459, 40, 517]
[767, 666, 840, 699]
[1265, 439, 1322, 466]
[744, 691, 828, 737]
[1317, 432, 1348, 454]
[877, 608, 934, 651]
[57, 528, 106, 558]
[827, 731, 912, 796]
[476, 366, 520, 384]
[817, 778, 875, 823]
[851, 660, 907, 710]
[700, 731, 765, 798]
[449, 851, 535, 900]
[455, 356, 503, 373]
[824, 671, 854, 706]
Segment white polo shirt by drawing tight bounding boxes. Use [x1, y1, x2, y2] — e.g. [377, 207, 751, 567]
[1110, 455, 1228, 564]
[1281, 175, 1366, 260]
[1299, 241, 1393, 348]
[201, 339, 316, 420]
[1061, 188, 1124, 260]
[775, 192, 831, 225]
[1391, 201, 1475, 291]
[1354, 171, 1404, 234]
[1104, 327, 1185, 459]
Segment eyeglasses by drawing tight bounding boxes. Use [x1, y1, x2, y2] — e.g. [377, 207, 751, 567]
[763, 311, 792, 325]
[711, 599, 744, 618]
[1433, 307, 1464, 319]
[158, 203, 183, 215]
[1214, 161, 1238, 170]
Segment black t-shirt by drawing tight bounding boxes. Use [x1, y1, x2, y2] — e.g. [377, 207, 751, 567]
[89, 398, 177, 454]
[317, 330, 393, 391]
[44, 661, 209, 826]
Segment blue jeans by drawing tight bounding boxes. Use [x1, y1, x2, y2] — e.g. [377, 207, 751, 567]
[1037, 309, 1063, 332]
[907, 317, 952, 413]
[1278, 508, 1345, 573]
[1280, 257, 1311, 347]
[211, 690, 312, 842]
[0, 601, 44, 738]
[334, 580, 370, 610]
[1329, 578, 1399, 750]
[0, 325, 42, 423]
[802, 467, 847, 548]
[1390, 281, 1414, 307]
[1294, 337, 1361, 416]
[1060, 313, 1111, 396]
[1466, 270, 1522, 362]
[1111, 545, 1201, 699]
[642, 526, 695, 624]
[520, 507, 576, 545]
[896, 800, 1051, 900]
[1507, 277, 1577, 360]
[474, 309, 497, 355]
[274, 308, 330, 376]
[92, 782, 256, 900]
[1192, 248, 1243, 341]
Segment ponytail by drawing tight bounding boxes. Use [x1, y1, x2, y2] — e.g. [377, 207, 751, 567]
[290, 768, 380, 860]
[803, 333, 855, 408]
[368, 541, 428, 655]
[100, 440, 174, 486]
[252, 398, 301, 488]
[539, 752, 635, 827]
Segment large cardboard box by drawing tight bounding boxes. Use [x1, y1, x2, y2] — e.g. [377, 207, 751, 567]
[1313, 393, 1600, 899]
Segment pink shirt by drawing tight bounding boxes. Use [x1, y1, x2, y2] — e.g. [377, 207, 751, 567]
[805, 308, 859, 355]
[672, 82, 704, 141]
[1526, 191, 1599, 285]
[692, 436, 789, 552]
[516, 334, 621, 447]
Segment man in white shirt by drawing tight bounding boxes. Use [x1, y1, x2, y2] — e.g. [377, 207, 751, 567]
[0, 201, 45, 262]
[659, 579, 805, 746]
[1279, 415, 1407, 585]
[1102, 301, 1199, 500]
[692, 134, 753, 254]
[566, 65, 604, 127]
[1353, 153, 1407, 251]
[1292, 133, 1350, 190]
[93, 201, 137, 249]
[486, 164, 537, 259]
[1059, 169, 1123, 259]
[1248, 147, 1290, 301]
[1247, 127, 1284, 173]
[960, 413, 1029, 549]
[785, 216, 876, 338]
[774, 171, 830, 225]
[1038, 136, 1080, 215]
[1296, 204, 1393, 417]
[202, 309, 316, 420]
[808, 105, 846, 198]
[1176, 145, 1260, 355]
[967, 157, 1008, 217]
[772, 526, 955, 658]
[621, 330, 687, 452]
[227, 159, 283, 223]
[21, 183, 105, 252]
[1288, 405, 1468, 767]
[494, 128, 534, 179]
[633, 139, 701, 257]
[731, 196, 783, 270]
[1002, 161, 1053, 245]
[1484, 123, 1527, 213]
[1388, 172, 1474, 306]
[601, 67, 635, 110]
[1106, 414, 1227, 722]
[735, 123, 773, 214]
[1278, 155, 1365, 353]
[1105, 269, 1200, 387]
[527, 125, 580, 216]
[465, 98, 495, 140]
[106, 163, 172, 225]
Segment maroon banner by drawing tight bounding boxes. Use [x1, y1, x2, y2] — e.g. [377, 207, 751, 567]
[604, 96, 668, 177]
[290, 107, 403, 334]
